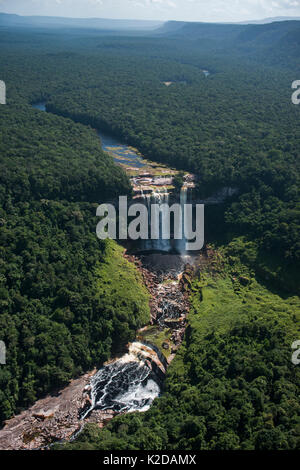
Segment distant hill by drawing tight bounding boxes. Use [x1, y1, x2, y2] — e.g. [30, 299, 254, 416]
[154, 21, 244, 41]
[155, 19, 300, 40]
[0, 13, 162, 31]
[236, 20, 300, 43]
[1, 13, 300, 67]
[233, 20, 300, 63]
[238, 16, 300, 24]
[154, 19, 300, 67]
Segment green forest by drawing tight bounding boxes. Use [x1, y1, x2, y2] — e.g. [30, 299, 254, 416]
[0, 19, 299, 450]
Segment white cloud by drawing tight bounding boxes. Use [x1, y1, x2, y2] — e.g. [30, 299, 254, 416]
[0, 0, 300, 21]
[128, 0, 177, 9]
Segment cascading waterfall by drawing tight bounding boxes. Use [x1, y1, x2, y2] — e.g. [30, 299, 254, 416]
[141, 188, 172, 252]
[144, 193, 152, 251]
[78, 187, 191, 424]
[152, 188, 171, 252]
[139, 185, 192, 254]
[79, 342, 164, 420]
[176, 186, 188, 255]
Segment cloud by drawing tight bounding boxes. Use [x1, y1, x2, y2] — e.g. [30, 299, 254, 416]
[128, 0, 177, 9]
[0, 0, 300, 21]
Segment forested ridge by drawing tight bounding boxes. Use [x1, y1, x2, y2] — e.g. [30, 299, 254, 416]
[0, 23, 299, 449]
[155, 20, 300, 68]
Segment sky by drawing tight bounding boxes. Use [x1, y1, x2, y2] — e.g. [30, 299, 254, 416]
[0, 0, 300, 23]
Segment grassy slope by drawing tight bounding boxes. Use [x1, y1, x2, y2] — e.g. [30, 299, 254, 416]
[95, 240, 150, 351]
[190, 268, 299, 342]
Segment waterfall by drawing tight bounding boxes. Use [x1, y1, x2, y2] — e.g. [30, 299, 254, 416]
[142, 193, 152, 251]
[176, 186, 188, 255]
[79, 342, 163, 420]
[139, 186, 192, 254]
[152, 188, 171, 252]
[141, 188, 172, 252]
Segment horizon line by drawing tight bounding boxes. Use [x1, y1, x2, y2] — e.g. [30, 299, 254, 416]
[1, 11, 300, 25]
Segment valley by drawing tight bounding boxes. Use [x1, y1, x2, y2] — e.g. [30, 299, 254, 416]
[0, 17, 299, 451]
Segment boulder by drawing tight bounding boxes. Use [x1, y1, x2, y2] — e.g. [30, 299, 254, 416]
[32, 410, 55, 420]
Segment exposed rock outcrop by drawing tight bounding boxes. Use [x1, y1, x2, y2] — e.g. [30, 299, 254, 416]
[0, 370, 97, 450]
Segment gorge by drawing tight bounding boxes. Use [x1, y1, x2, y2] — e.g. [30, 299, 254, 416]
[0, 102, 197, 449]
[27, 101, 226, 427]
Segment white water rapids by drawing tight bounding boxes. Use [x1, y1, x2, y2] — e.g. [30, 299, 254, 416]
[80, 342, 164, 420]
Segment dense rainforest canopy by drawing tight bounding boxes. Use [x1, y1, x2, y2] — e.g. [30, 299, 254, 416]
[1, 22, 298, 291]
[0, 20, 299, 449]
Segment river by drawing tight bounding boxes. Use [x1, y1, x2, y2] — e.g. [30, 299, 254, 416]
[29, 102, 191, 427]
[32, 101, 198, 255]
[0, 95, 214, 449]
[32, 102, 147, 169]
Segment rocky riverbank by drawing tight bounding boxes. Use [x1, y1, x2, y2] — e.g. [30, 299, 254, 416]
[0, 370, 94, 450]
[125, 253, 192, 363]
